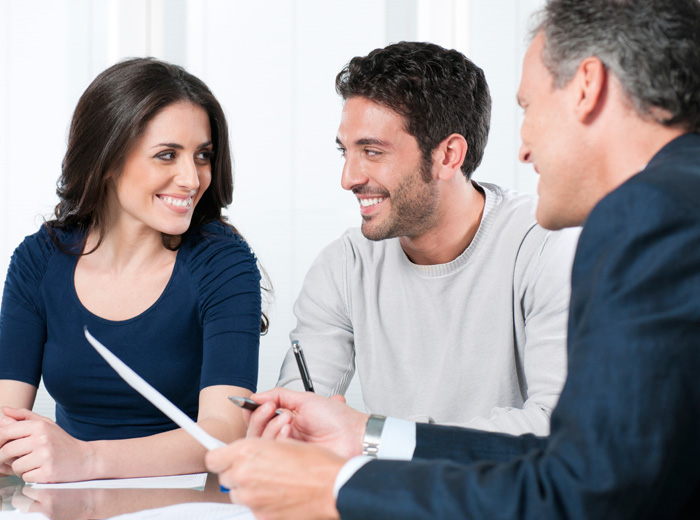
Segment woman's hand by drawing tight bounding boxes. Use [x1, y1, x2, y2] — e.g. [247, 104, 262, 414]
[0, 413, 18, 475]
[0, 407, 95, 483]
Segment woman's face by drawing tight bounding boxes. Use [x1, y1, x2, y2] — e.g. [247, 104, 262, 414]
[110, 101, 213, 237]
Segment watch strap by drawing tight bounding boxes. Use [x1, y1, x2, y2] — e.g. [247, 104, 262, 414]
[361, 414, 386, 458]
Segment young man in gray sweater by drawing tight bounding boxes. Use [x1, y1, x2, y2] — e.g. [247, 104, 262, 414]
[277, 42, 579, 435]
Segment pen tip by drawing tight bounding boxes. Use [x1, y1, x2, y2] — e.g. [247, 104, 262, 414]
[228, 396, 242, 404]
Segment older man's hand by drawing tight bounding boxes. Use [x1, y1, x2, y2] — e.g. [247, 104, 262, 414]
[206, 438, 345, 520]
[242, 388, 368, 459]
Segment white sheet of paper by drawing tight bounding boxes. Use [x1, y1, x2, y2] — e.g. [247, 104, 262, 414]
[83, 329, 225, 451]
[0, 514, 50, 519]
[106, 502, 255, 520]
[27, 472, 208, 490]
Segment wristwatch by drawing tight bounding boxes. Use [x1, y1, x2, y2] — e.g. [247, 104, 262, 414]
[361, 414, 387, 458]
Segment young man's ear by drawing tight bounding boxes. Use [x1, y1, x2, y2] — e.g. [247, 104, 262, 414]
[435, 133, 468, 180]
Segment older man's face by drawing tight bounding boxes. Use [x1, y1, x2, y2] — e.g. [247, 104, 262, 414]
[517, 32, 593, 230]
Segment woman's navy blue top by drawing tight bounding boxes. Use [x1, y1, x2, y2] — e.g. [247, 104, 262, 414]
[0, 222, 261, 441]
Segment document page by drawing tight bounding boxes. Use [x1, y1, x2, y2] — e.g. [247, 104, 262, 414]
[27, 473, 207, 490]
[0, 515, 50, 519]
[107, 502, 255, 519]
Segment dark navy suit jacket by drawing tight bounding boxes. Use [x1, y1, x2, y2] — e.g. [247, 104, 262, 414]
[338, 133, 700, 519]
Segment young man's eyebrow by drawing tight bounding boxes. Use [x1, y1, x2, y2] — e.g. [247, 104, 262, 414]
[335, 137, 391, 147]
[355, 138, 390, 146]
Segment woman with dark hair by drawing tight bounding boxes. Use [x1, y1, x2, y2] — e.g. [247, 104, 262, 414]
[0, 58, 266, 482]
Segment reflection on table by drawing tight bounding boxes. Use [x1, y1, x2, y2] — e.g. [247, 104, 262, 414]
[1, 473, 233, 519]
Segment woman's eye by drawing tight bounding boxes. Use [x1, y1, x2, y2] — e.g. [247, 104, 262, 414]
[157, 151, 175, 160]
[196, 150, 213, 162]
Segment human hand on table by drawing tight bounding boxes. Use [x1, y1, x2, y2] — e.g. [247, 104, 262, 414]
[0, 412, 16, 475]
[243, 388, 369, 458]
[0, 407, 95, 483]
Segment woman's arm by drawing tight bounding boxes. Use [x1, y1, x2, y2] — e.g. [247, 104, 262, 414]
[0, 380, 37, 411]
[0, 384, 250, 483]
[88, 384, 251, 479]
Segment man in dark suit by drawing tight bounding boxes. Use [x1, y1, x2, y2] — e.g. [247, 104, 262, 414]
[206, 0, 700, 518]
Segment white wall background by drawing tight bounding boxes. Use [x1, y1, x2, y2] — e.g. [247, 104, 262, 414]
[0, 0, 545, 418]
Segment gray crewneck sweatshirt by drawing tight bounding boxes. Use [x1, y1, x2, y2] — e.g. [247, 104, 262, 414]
[278, 183, 579, 435]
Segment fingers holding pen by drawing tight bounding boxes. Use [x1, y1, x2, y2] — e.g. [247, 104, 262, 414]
[229, 394, 294, 440]
[251, 387, 313, 411]
[237, 388, 367, 458]
[247, 403, 293, 440]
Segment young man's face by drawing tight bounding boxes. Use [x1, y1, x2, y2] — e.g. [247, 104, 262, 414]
[518, 32, 591, 230]
[336, 96, 439, 241]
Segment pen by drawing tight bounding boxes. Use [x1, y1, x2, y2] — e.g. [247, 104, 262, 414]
[292, 340, 315, 392]
[228, 396, 283, 415]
